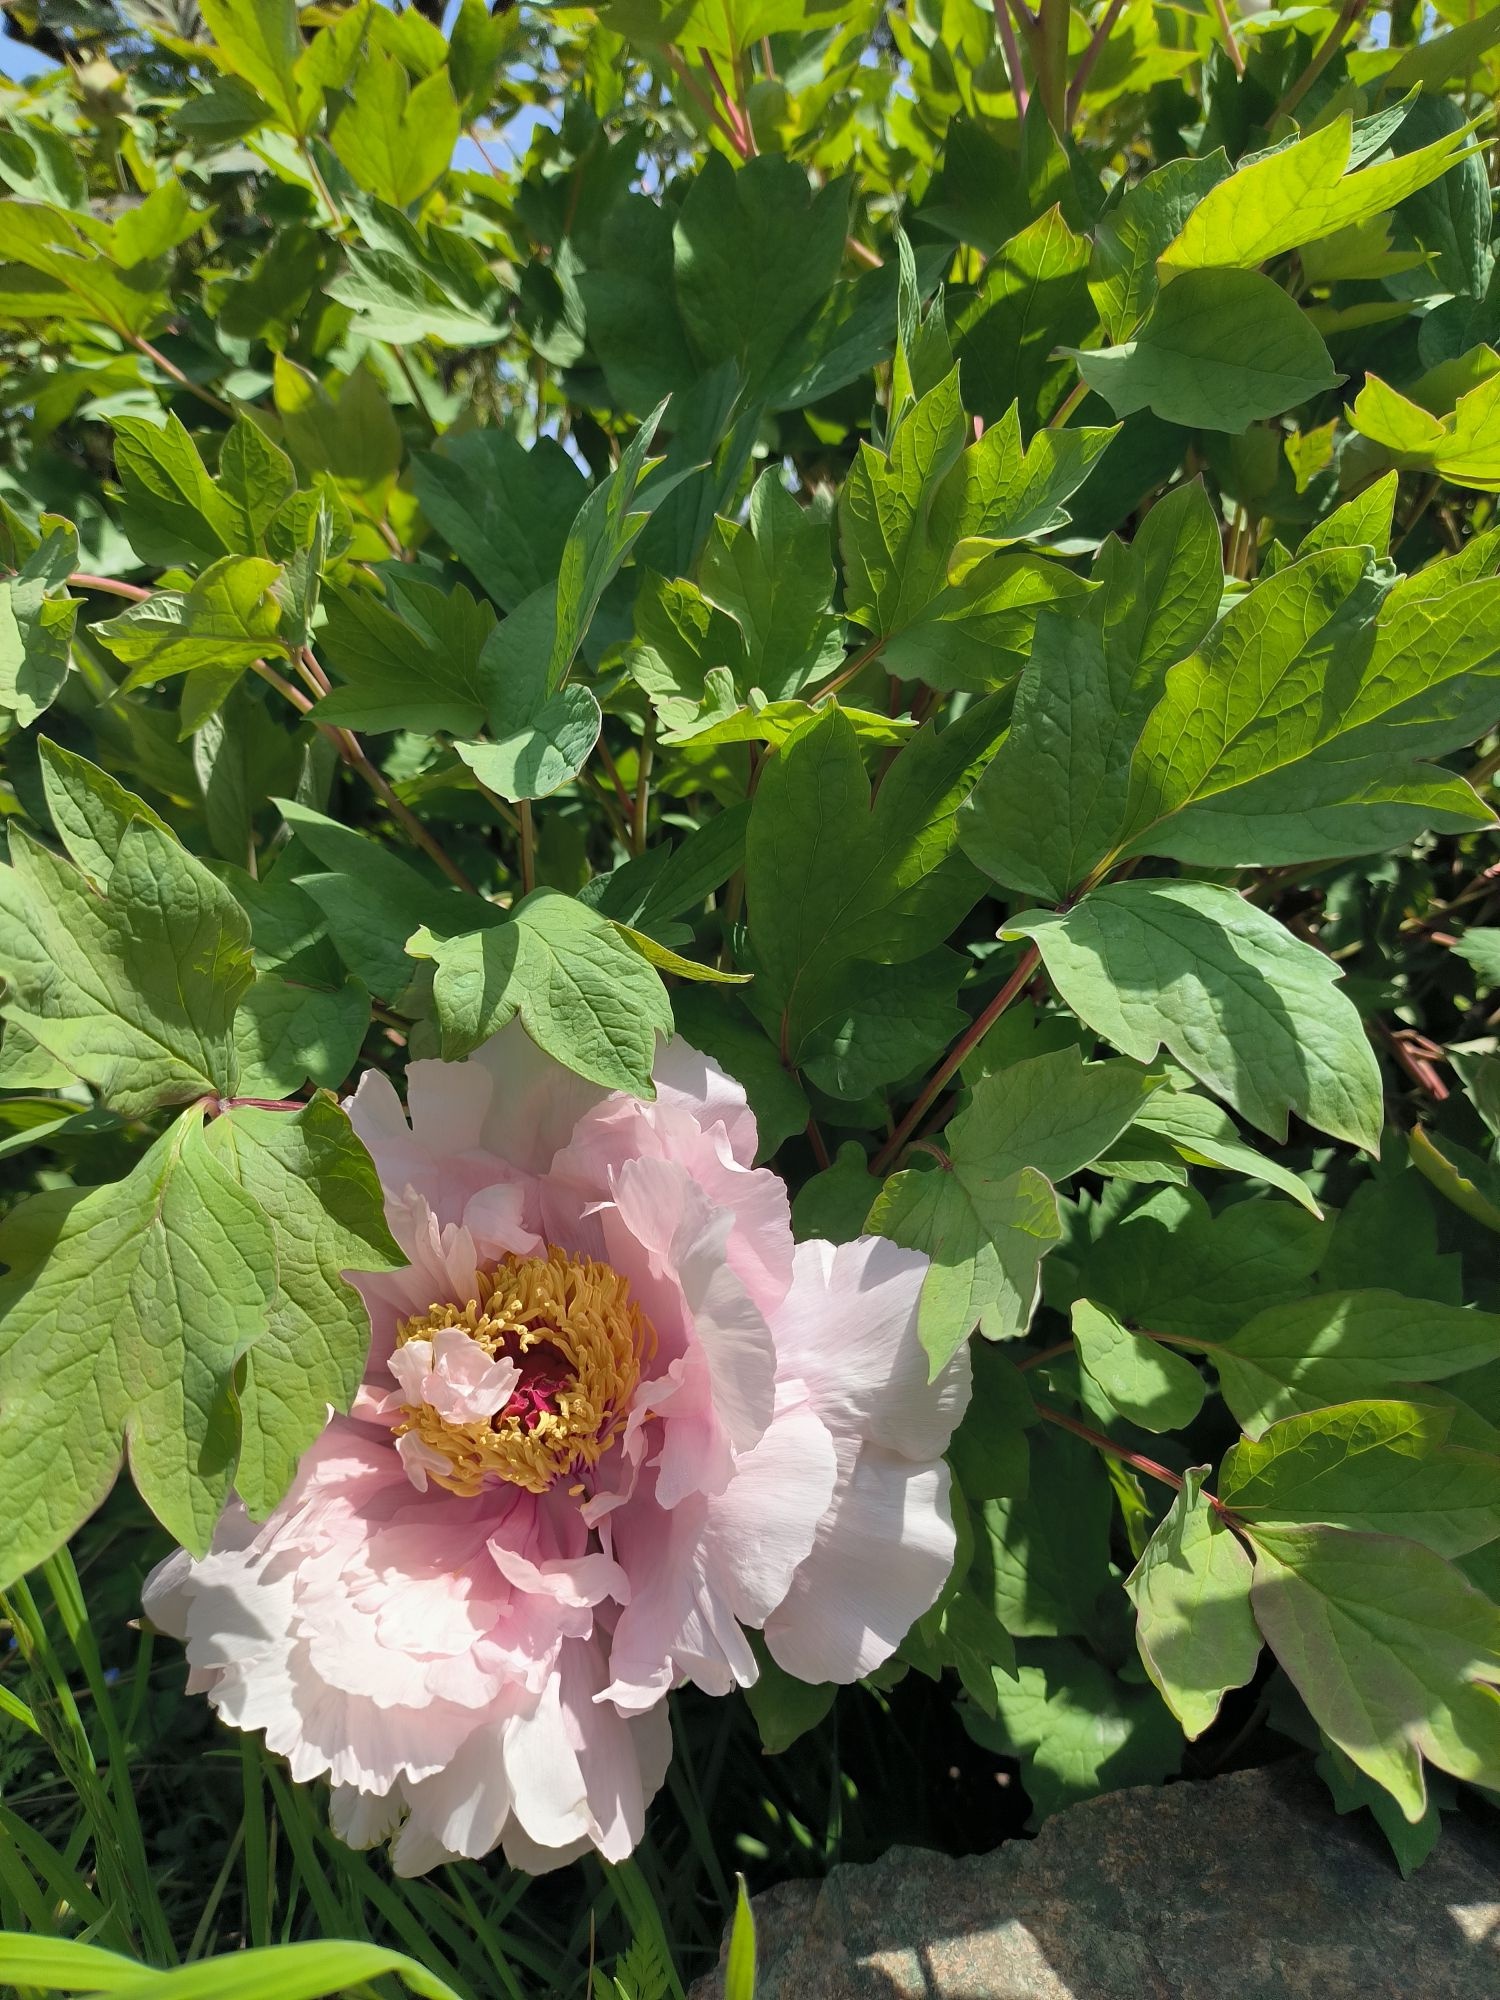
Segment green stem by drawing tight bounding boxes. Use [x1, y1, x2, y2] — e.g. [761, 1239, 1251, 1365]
[129, 334, 234, 419]
[1275, 0, 1369, 121]
[519, 798, 536, 895]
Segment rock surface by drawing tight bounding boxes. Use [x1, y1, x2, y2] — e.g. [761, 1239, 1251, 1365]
[690, 1761, 1500, 1999]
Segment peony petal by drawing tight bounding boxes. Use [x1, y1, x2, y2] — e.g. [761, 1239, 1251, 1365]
[392, 1727, 514, 1874]
[773, 1237, 971, 1459]
[329, 1782, 407, 1851]
[699, 1402, 839, 1628]
[654, 1037, 759, 1168]
[764, 1445, 958, 1684]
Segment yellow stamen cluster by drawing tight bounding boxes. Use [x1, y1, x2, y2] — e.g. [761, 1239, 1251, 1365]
[393, 1246, 654, 1496]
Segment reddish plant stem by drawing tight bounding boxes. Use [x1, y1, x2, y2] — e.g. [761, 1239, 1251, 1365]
[1016, 1340, 1074, 1373]
[68, 572, 151, 601]
[594, 735, 637, 828]
[250, 656, 478, 894]
[1039, 1405, 1246, 1528]
[1038, 1406, 1185, 1492]
[1209, 0, 1245, 76]
[992, 0, 1030, 118]
[806, 1117, 832, 1171]
[871, 944, 1041, 1176]
[666, 46, 749, 157]
[1065, 0, 1127, 121]
[1049, 377, 1090, 428]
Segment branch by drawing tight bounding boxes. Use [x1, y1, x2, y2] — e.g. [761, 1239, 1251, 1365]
[870, 944, 1041, 1176]
[1066, 0, 1127, 122]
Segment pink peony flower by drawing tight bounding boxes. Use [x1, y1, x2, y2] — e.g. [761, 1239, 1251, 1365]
[145, 1027, 969, 1875]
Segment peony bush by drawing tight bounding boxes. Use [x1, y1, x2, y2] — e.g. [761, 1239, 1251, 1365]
[1, 0, 1499, 1991]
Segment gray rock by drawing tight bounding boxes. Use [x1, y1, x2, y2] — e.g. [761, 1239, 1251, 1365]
[689, 1761, 1500, 1999]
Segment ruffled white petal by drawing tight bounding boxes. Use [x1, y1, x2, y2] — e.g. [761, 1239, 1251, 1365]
[764, 1446, 958, 1684]
[772, 1237, 972, 1459]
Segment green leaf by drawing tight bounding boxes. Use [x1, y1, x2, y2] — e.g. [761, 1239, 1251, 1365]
[316, 577, 497, 735]
[0, 1108, 273, 1586]
[972, 1428, 1115, 1642]
[871, 1046, 1155, 1370]
[324, 239, 507, 347]
[0, 1931, 466, 2000]
[1158, 112, 1482, 276]
[1214, 1293, 1500, 1438]
[959, 479, 1223, 899]
[871, 1161, 1061, 1374]
[951, 207, 1094, 428]
[1122, 1083, 1323, 1217]
[1089, 152, 1231, 338]
[950, 1342, 1036, 1504]
[1410, 1125, 1500, 1236]
[673, 153, 849, 390]
[549, 404, 671, 689]
[0, 517, 78, 727]
[331, 50, 460, 209]
[1314, 1738, 1445, 1880]
[1124, 1468, 1260, 1738]
[232, 972, 370, 1097]
[273, 357, 402, 512]
[1075, 1185, 1329, 1343]
[697, 469, 843, 699]
[962, 1637, 1182, 1818]
[0, 200, 166, 336]
[838, 370, 1115, 672]
[1221, 1401, 1500, 1558]
[1072, 1298, 1205, 1432]
[1105, 542, 1500, 867]
[205, 1098, 401, 1517]
[1069, 269, 1341, 430]
[92, 555, 286, 693]
[1249, 1523, 1500, 1822]
[218, 417, 297, 552]
[743, 1645, 836, 1756]
[0, 815, 252, 1116]
[199, 0, 318, 137]
[744, 698, 1003, 1061]
[671, 990, 808, 1164]
[409, 432, 587, 613]
[408, 888, 672, 1093]
[1006, 880, 1384, 1152]
[1454, 929, 1500, 993]
[456, 685, 602, 803]
[275, 799, 473, 1001]
[1352, 367, 1500, 493]
[723, 1879, 757, 2000]
[800, 951, 965, 1100]
[111, 413, 240, 568]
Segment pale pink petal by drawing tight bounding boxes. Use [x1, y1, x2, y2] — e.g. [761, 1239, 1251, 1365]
[329, 1782, 407, 1851]
[699, 1403, 839, 1627]
[772, 1238, 971, 1459]
[764, 1445, 958, 1684]
[392, 1731, 514, 1875]
[654, 1036, 760, 1167]
[469, 1019, 609, 1173]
